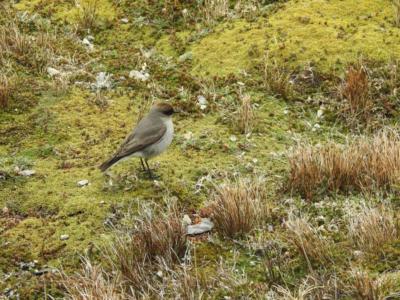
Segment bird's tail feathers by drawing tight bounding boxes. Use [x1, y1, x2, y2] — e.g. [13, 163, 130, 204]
[99, 156, 121, 172]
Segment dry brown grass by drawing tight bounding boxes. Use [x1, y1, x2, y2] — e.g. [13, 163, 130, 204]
[263, 52, 293, 100]
[109, 206, 187, 288]
[62, 258, 126, 300]
[0, 21, 55, 73]
[0, 75, 12, 108]
[237, 94, 254, 134]
[350, 269, 400, 300]
[288, 130, 400, 199]
[210, 177, 269, 238]
[338, 64, 372, 124]
[202, 0, 230, 24]
[285, 213, 333, 268]
[347, 205, 399, 253]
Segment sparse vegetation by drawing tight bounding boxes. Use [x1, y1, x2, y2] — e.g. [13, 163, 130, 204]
[263, 53, 294, 100]
[347, 205, 399, 254]
[350, 269, 400, 300]
[285, 212, 333, 267]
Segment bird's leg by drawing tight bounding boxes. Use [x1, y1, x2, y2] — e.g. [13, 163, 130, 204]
[139, 158, 146, 172]
[144, 159, 158, 179]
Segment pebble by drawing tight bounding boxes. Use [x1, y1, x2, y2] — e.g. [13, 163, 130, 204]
[229, 135, 237, 142]
[47, 67, 61, 77]
[18, 169, 36, 177]
[77, 179, 89, 187]
[60, 234, 69, 241]
[187, 218, 214, 235]
[93, 72, 112, 90]
[183, 131, 194, 140]
[120, 18, 129, 23]
[178, 51, 193, 63]
[82, 37, 94, 51]
[197, 95, 208, 110]
[129, 70, 149, 81]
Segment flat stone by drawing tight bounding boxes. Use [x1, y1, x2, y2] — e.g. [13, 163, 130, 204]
[77, 179, 89, 187]
[19, 169, 36, 177]
[187, 218, 214, 235]
[60, 234, 69, 241]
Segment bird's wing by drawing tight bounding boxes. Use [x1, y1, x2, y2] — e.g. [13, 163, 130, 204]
[113, 116, 166, 159]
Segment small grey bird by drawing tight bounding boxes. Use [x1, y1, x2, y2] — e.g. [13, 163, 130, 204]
[99, 102, 175, 177]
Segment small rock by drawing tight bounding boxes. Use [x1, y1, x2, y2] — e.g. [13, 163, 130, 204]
[82, 37, 94, 51]
[183, 131, 194, 140]
[93, 72, 112, 90]
[229, 135, 237, 142]
[327, 224, 339, 233]
[47, 67, 60, 77]
[129, 70, 149, 81]
[178, 51, 193, 63]
[316, 215, 325, 225]
[197, 95, 208, 110]
[60, 234, 69, 241]
[156, 270, 163, 278]
[33, 268, 50, 276]
[182, 214, 192, 226]
[18, 169, 36, 177]
[187, 218, 214, 235]
[312, 123, 321, 132]
[20, 261, 35, 270]
[77, 179, 89, 187]
[317, 108, 324, 118]
[120, 18, 129, 23]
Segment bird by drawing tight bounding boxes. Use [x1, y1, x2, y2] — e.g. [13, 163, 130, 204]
[99, 102, 175, 178]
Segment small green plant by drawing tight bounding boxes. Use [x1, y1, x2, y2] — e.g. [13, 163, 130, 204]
[263, 52, 293, 100]
[77, 0, 100, 31]
[394, 0, 400, 27]
[237, 94, 254, 134]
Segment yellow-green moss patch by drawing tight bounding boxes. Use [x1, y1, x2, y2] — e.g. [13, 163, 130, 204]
[191, 0, 400, 76]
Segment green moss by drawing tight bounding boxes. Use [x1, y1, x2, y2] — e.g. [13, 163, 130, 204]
[15, 0, 116, 26]
[190, 0, 400, 76]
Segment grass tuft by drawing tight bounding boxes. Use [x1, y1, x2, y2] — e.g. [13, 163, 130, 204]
[0, 75, 12, 108]
[237, 94, 254, 134]
[210, 177, 269, 239]
[263, 53, 293, 100]
[338, 63, 372, 124]
[108, 204, 187, 288]
[285, 212, 333, 267]
[347, 205, 399, 254]
[288, 130, 400, 199]
[62, 258, 125, 300]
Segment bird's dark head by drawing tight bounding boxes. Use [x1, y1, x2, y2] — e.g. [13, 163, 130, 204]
[152, 102, 175, 116]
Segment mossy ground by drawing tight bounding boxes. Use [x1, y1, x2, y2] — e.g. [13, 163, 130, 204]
[1, 0, 400, 298]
